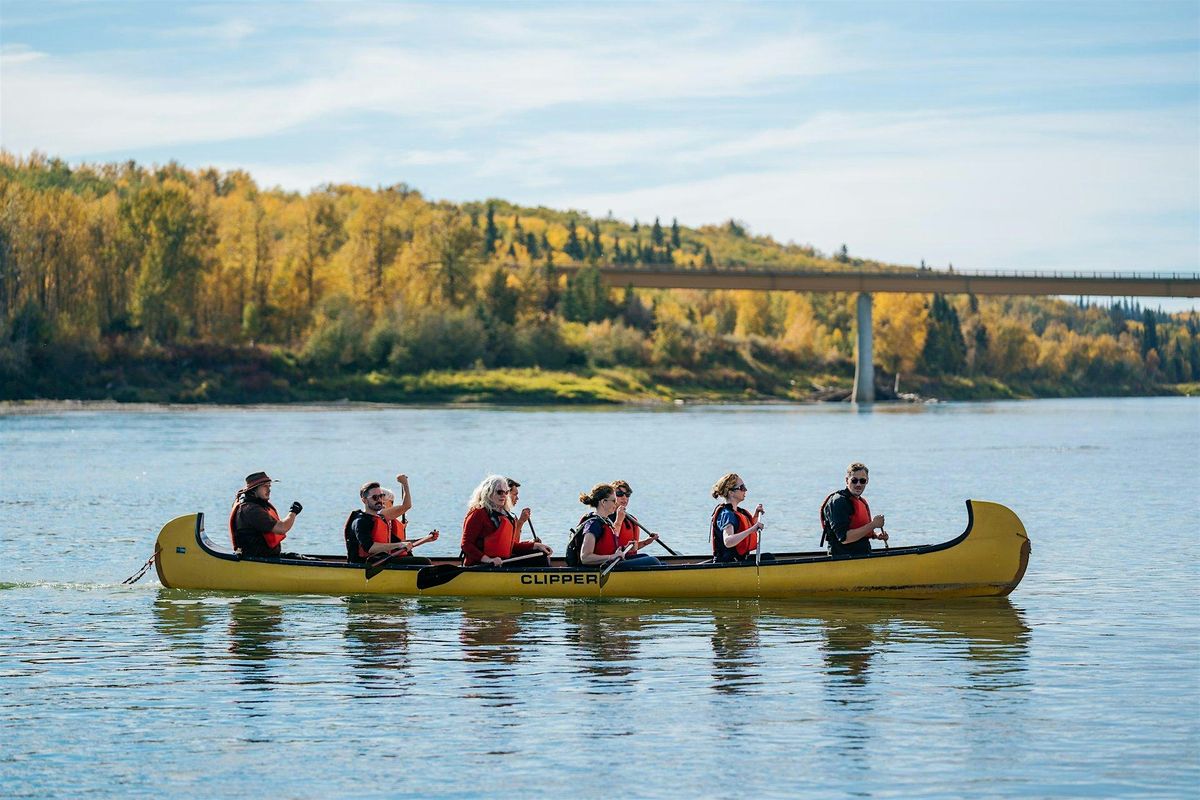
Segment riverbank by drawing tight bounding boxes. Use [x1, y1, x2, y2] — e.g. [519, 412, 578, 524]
[2, 360, 1193, 410]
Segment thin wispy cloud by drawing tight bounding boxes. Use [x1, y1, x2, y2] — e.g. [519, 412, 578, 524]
[1, 0, 1195, 278]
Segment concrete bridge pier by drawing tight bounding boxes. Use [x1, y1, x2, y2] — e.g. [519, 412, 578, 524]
[853, 293, 874, 404]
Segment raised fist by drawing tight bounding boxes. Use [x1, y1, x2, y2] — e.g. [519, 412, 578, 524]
[290, 501, 303, 515]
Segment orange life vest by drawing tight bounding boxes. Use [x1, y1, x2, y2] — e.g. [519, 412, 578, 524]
[615, 516, 639, 552]
[710, 503, 757, 560]
[587, 516, 620, 556]
[357, 514, 407, 560]
[481, 512, 518, 559]
[229, 499, 283, 550]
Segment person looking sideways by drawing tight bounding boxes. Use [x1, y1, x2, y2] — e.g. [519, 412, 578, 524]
[461, 475, 552, 567]
[577, 483, 661, 569]
[609, 480, 661, 556]
[709, 473, 765, 564]
[229, 471, 302, 558]
[345, 476, 437, 565]
[821, 462, 887, 556]
[505, 477, 533, 539]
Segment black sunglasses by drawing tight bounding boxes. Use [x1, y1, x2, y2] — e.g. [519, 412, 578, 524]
[849, 478, 867, 486]
[615, 490, 630, 497]
[734, 484, 747, 491]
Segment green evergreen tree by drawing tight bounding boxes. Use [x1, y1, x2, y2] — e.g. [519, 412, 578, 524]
[525, 231, 540, 259]
[651, 217, 664, 246]
[1141, 309, 1159, 356]
[704, 246, 714, 267]
[670, 218, 681, 248]
[483, 203, 498, 256]
[920, 294, 967, 375]
[563, 217, 585, 261]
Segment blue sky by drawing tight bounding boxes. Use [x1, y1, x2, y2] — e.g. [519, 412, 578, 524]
[2, 0, 1198, 281]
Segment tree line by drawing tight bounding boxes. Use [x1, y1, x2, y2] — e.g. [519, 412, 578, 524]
[2, 151, 1197, 400]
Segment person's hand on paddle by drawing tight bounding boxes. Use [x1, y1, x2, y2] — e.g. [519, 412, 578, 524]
[289, 501, 303, 515]
[754, 503, 764, 516]
[482, 555, 504, 566]
[518, 507, 531, 524]
[614, 505, 626, 528]
[872, 514, 885, 530]
[533, 541, 553, 556]
[873, 529, 889, 542]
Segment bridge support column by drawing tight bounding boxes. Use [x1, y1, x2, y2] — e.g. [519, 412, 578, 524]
[853, 293, 875, 404]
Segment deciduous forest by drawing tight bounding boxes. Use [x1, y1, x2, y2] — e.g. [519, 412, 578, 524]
[2, 152, 1197, 403]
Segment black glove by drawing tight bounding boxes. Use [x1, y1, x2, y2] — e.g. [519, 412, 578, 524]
[289, 501, 303, 515]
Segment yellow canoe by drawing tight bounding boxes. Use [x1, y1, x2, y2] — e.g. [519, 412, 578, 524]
[153, 499, 1030, 600]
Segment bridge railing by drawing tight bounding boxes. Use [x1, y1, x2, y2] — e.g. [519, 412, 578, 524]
[530, 262, 1198, 281]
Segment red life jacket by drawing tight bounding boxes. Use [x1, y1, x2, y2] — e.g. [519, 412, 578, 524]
[820, 491, 872, 547]
[481, 511, 518, 559]
[229, 499, 283, 550]
[587, 515, 620, 556]
[343, 511, 407, 561]
[615, 516, 639, 552]
[710, 503, 757, 560]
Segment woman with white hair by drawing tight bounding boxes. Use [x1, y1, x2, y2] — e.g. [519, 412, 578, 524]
[460, 474, 553, 567]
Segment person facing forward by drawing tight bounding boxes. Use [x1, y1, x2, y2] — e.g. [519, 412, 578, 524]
[709, 473, 765, 564]
[609, 480, 661, 556]
[821, 462, 887, 556]
[230, 471, 302, 558]
[577, 483, 661, 569]
[461, 475, 552, 567]
[345, 475, 438, 565]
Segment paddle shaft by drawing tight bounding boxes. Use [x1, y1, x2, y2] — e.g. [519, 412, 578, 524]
[630, 517, 680, 557]
[527, 519, 541, 544]
[415, 550, 547, 590]
[365, 533, 437, 579]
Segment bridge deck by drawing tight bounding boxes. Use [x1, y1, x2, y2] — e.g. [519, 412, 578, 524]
[548, 264, 1200, 298]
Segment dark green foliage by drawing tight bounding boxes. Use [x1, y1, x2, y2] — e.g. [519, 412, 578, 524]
[671, 218, 681, 249]
[920, 294, 967, 375]
[560, 264, 611, 323]
[483, 203, 498, 256]
[1141, 309, 1159, 356]
[563, 217, 585, 260]
[651, 217, 664, 246]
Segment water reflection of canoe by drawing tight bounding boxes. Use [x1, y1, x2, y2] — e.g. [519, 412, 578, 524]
[153, 499, 1030, 600]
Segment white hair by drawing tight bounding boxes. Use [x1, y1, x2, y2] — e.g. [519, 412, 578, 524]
[468, 474, 510, 513]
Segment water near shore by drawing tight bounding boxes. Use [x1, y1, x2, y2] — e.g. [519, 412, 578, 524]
[2, 398, 1197, 798]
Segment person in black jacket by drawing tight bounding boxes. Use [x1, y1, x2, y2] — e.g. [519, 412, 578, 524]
[821, 462, 887, 556]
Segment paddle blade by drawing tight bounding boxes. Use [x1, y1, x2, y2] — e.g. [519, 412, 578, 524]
[365, 554, 392, 580]
[416, 564, 464, 590]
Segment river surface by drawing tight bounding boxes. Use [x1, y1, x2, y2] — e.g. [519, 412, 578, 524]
[1, 397, 1197, 798]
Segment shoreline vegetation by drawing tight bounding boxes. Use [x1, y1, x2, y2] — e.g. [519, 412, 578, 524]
[2, 152, 1198, 407]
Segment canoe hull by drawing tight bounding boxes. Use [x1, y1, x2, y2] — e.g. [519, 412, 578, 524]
[154, 500, 1029, 600]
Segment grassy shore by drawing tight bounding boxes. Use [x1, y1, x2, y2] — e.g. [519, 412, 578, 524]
[2, 352, 1192, 407]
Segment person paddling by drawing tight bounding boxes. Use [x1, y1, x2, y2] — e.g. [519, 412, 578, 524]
[577, 483, 661, 569]
[709, 473, 765, 564]
[460, 475, 552, 568]
[609, 480, 661, 555]
[229, 471, 302, 558]
[820, 462, 888, 556]
[345, 476, 438, 565]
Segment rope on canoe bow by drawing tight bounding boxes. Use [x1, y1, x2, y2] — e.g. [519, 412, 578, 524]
[121, 554, 156, 585]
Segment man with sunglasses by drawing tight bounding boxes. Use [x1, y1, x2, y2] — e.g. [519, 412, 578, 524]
[821, 462, 888, 556]
[344, 476, 437, 565]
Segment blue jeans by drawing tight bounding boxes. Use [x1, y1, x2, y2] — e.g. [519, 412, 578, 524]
[613, 553, 661, 569]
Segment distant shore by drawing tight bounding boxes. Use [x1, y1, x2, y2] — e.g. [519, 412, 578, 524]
[2, 368, 1193, 415]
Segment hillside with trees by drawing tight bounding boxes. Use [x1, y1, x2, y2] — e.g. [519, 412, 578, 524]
[2, 152, 1197, 404]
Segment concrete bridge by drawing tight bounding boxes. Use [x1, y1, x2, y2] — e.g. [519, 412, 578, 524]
[552, 263, 1200, 403]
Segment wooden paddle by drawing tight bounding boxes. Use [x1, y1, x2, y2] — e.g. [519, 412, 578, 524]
[599, 544, 634, 589]
[630, 516, 680, 557]
[415, 551, 545, 590]
[364, 531, 439, 580]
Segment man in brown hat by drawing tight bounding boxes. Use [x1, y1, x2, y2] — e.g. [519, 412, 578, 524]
[230, 471, 302, 558]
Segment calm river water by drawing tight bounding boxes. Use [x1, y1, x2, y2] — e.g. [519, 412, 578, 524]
[2, 397, 1198, 798]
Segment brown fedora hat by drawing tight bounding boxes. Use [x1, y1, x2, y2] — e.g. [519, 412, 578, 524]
[243, 471, 274, 491]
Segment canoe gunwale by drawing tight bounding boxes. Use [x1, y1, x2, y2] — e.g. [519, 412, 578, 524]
[184, 500, 981, 575]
